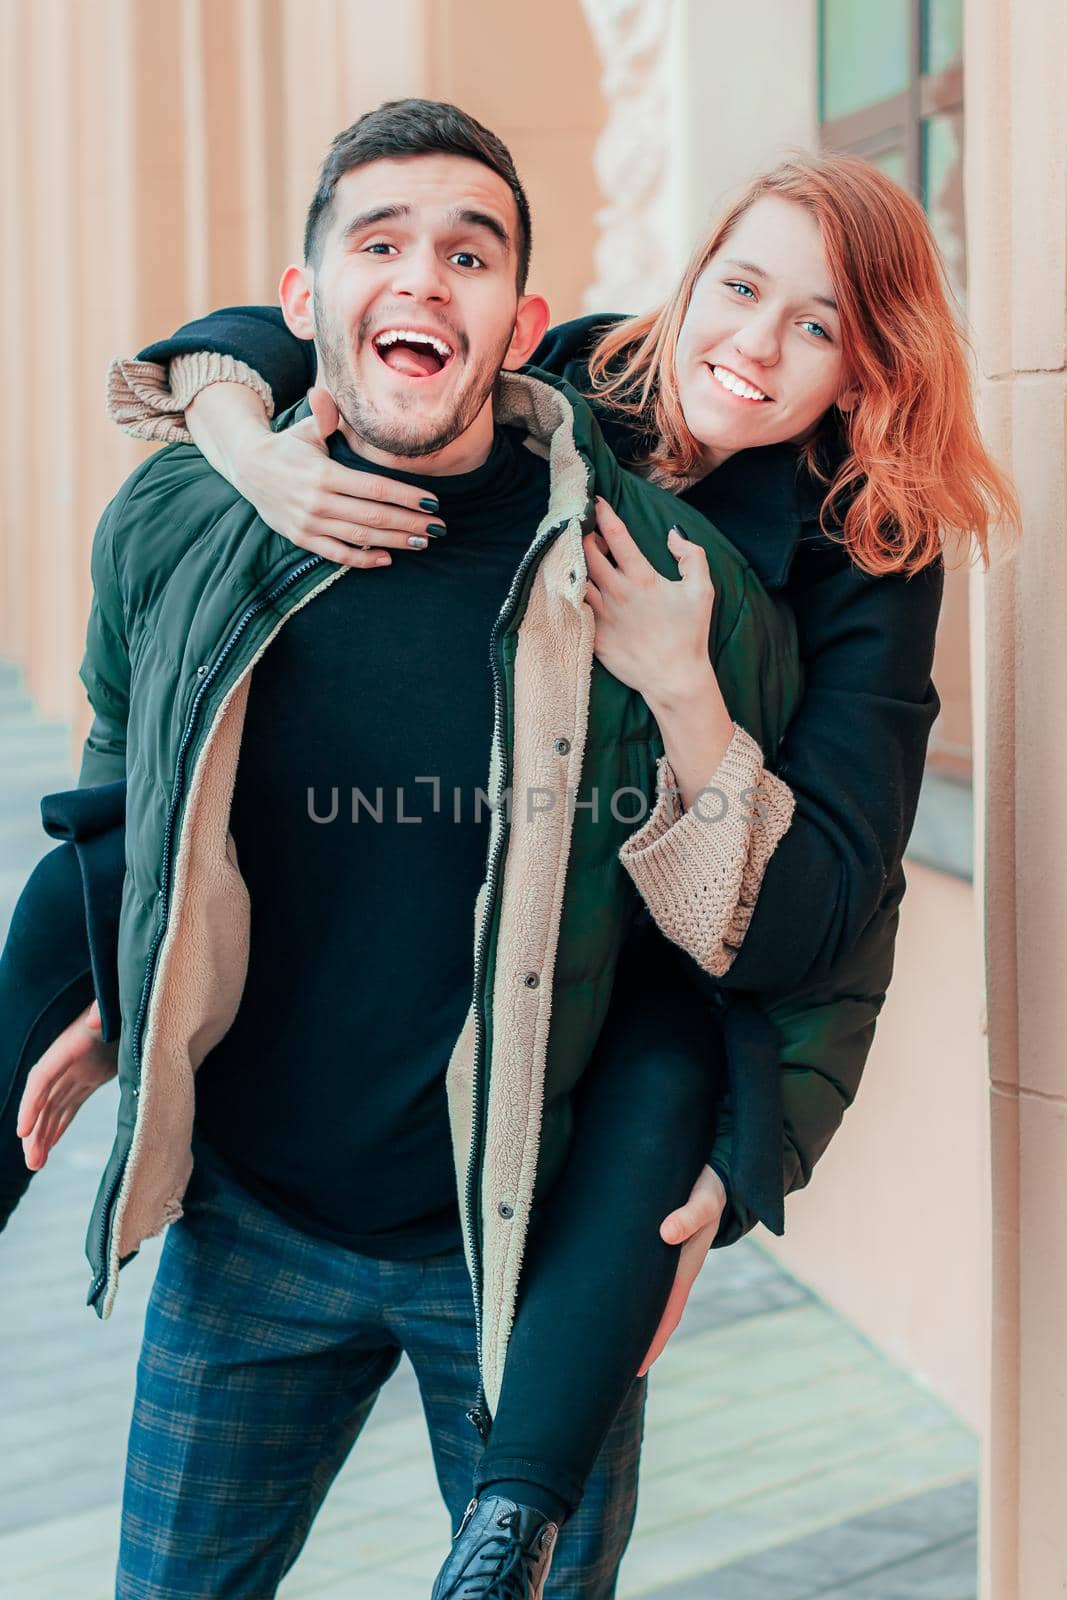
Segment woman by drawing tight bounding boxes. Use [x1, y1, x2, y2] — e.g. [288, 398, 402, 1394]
[16, 154, 1015, 1595]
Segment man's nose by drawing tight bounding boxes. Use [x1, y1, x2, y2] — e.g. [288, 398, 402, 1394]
[390, 246, 450, 303]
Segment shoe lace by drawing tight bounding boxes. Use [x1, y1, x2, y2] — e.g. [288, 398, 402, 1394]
[465, 1511, 539, 1600]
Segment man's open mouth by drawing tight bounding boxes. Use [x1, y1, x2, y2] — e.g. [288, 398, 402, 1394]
[372, 327, 456, 380]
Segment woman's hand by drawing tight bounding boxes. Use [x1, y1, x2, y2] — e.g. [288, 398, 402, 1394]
[16, 1000, 119, 1171]
[188, 383, 447, 570]
[583, 497, 717, 706]
[586, 496, 737, 808]
[637, 1164, 728, 1376]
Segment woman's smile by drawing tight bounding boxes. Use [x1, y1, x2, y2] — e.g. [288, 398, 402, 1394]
[705, 363, 773, 403]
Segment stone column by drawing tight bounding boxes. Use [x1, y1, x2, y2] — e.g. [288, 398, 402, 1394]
[966, 2, 1067, 1596]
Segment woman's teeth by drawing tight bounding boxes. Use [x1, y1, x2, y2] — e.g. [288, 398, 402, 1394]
[710, 365, 768, 402]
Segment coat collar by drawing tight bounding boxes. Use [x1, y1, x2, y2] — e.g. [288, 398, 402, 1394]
[680, 441, 827, 592]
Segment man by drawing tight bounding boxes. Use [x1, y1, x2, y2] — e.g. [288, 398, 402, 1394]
[15, 99, 888, 1599]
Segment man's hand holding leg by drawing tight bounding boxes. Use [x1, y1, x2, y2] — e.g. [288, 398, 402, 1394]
[637, 1165, 728, 1376]
[17, 1000, 118, 1170]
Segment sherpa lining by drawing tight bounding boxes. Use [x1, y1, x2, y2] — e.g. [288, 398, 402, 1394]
[461, 373, 596, 1413]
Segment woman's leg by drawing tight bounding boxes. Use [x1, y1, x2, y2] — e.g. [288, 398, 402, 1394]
[475, 923, 723, 1518]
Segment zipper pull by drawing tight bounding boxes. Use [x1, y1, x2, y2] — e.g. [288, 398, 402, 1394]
[455, 1496, 479, 1541]
[465, 1388, 492, 1444]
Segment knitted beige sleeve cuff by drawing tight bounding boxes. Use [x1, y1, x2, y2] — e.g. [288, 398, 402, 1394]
[618, 722, 796, 977]
[105, 352, 275, 444]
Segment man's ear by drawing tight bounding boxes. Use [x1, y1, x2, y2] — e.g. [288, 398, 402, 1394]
[279, 264, 315, 340]
[502, 294, 552, 371]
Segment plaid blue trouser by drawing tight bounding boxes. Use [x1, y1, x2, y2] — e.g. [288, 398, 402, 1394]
[116, 1142, 647, 1598]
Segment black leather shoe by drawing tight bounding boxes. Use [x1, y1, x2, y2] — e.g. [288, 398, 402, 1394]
[430, 1493, 559, 1599]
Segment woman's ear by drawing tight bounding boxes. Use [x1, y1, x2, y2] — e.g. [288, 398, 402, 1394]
[836, 378, 861, 415]
[279, 264, 315, 340]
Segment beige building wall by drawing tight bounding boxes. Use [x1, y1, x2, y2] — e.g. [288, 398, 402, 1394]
[0, 0, 603, 727]
[670, 0, 818, 226]
[758, 863, 991, 1437]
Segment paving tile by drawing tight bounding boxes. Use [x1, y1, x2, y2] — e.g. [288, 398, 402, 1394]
[808, 1536, 978, 1599]
[652, 1480, 979, 1600]
[638, 1483, 978, 1600]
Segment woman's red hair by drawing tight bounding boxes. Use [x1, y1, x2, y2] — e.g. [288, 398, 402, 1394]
[586, 154, 1018, 575]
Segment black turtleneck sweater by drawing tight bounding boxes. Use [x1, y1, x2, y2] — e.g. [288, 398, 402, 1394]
[193, 424, 550, 1257]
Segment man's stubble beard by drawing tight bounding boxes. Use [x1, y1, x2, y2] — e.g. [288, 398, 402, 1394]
[313, 287, 510, 460]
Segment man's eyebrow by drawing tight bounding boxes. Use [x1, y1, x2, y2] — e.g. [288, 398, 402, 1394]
[723, 256, 838, 312]
[339, 202, 511, 255]
[340, 204, 412, 243]
[442, 206, 512, 255]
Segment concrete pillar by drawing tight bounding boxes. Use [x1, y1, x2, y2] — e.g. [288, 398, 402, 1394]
[0, 0, 31, 668]
[965, 1, 1067, 1596]
[26, 0, 77, 720]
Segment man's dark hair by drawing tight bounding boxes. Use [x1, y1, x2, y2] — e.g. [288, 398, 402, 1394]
[303, 98, 532, 291]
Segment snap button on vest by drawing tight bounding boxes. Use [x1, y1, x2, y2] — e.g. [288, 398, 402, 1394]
[498, 1201, 514, 1219]
[523, 971, 540, 989]
[553, 737, 571, 755]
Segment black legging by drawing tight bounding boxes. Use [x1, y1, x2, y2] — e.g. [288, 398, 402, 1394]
[1, 784, 125, 1232]
[475, 919, 723, 1513]
[0, 843, 96, 1228]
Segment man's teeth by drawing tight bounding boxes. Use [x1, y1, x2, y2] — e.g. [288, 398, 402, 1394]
[373, 328, 454, 360]
[711, 365, 767, 401]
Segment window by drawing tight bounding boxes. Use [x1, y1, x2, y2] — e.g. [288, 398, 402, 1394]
[819, 0, 964, 301]
[819, 0, 972, 878]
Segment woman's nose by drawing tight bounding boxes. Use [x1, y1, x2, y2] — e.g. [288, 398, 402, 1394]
[733, 315, 780, 366]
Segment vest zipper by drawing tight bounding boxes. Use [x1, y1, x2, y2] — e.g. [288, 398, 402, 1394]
[463, 517, 571, 1440]
[89, 553, 328, 1305]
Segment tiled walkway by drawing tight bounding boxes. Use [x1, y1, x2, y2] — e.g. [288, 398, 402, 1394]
[0, 662, 979, 1597]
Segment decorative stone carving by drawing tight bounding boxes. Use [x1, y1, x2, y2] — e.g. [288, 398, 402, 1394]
[579, 0, 677, 312]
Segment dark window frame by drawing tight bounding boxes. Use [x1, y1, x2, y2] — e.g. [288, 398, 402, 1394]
[818, 0, 972, 879]
[818, 1, 963, 195]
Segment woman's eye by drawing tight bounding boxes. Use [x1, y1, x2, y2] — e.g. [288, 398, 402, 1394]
[801, 319, 830, 340]
[451, 251, 485, 270]
[724, 280, 756, 299]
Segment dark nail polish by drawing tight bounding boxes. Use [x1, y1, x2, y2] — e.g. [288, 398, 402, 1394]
[670, 524, 690, 540]
[425, 523, 448, 538]
[419, 497, 440, 514]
